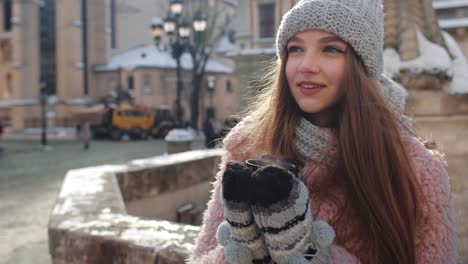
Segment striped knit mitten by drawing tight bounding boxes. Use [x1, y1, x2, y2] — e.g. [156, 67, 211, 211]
[216, 162, 272, 264]
[249, 160, 335, 264]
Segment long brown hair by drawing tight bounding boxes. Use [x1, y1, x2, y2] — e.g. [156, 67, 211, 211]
[238, 46, 422, 263]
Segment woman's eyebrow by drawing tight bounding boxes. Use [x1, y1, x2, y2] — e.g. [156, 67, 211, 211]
[319, 36, 345, 44]
[288, 36, 304, 44]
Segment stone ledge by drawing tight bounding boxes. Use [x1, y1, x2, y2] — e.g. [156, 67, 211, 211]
[48, 149, 223, 263]
[413, 115, 468, 155]
[119, 151, 221, 202]
[407, 90, 468, 116]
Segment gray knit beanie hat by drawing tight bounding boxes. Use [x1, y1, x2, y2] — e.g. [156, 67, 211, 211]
[276, 0, 384, 78]
[276, 0, 413, 132]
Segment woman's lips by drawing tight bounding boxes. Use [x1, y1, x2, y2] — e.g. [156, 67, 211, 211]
[297, 82, 325, 96]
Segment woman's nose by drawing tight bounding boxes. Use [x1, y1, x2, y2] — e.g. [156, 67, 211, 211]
[298, 53, 320, 74]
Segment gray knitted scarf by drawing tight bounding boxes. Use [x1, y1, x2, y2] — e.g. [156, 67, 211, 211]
[294, 115, 413, 167]
[295, 118, 338, 166]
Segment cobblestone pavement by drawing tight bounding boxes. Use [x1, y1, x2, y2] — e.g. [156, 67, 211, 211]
[0, 138, 204, 264]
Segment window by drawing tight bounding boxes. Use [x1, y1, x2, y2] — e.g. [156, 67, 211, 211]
[3, 0, 12, 31]
[5, 72, 12, 97]
[226, 80, 232, 93]
[39, 0, 57, 94]
[142, 74, 152, 94]
[258, 3, 275, 38]
[107, 77, 117, 91]
[437, 9, 457, 20]
[143, 74, 151, 86]
[127, 76, 134, 90]
[124, 110, 144, 117]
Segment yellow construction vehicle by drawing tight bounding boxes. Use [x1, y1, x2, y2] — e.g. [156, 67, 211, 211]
[87, 104, 154, 140]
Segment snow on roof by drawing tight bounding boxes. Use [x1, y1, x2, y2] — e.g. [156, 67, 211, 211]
[236, 32, 252, 38]
[0, 98, 38, 108]
[438, 17, 468, 29]
[48, 95, 60, 105]
[433, 0, 468, 9]
[0, 96, 94, 108]
[94, 44, 233, 73]
[383, 31, 468, 94]
[226, 48, 276, 57]
[151, 17, 163, 26]
[215, 35, 237, 53]
[63, 97, 94, 105]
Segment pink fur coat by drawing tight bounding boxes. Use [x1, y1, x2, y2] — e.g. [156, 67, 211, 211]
[188, 120, 457, 263]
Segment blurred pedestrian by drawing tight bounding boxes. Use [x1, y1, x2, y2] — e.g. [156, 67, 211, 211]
[202, 110, 221, 149]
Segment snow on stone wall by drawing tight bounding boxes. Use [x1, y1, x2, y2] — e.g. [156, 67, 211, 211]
[383, 31, 468, 94]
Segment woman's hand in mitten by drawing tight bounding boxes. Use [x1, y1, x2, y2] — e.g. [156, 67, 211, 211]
[248, 158, 335, 264]
[216, 161, 272, 264]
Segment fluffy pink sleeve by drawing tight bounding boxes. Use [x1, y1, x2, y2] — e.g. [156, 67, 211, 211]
[188, 161, 229, 263]
[407, 138, 457, 263]
[188, 122, 248, 263]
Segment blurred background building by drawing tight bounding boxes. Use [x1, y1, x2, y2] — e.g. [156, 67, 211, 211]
[0, 0, 238, 132]
[1, 0, 468, 130]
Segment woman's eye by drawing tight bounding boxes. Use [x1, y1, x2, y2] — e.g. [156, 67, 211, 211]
[323, 46, 343, 53]
[287, 46, 303, 53]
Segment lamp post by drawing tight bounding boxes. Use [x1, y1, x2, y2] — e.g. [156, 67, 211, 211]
[117, 66, 123, 105]
[39, 83, 48, 147]
[151, 0, 207, 127]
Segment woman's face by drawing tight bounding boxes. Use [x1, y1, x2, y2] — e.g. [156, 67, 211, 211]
[285, 29, 347, 126]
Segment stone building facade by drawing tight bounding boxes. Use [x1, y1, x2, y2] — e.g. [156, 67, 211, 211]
[0, 0, 110, 131]
[434, 0, 468, 55]
[0, 0, 238, 131]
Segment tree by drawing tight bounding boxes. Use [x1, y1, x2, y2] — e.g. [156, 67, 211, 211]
[185, 0, 234, 129]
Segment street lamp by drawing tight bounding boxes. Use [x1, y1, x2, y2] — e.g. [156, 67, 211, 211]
[150, 0, 207, 127]
[39, 83, 48, 147]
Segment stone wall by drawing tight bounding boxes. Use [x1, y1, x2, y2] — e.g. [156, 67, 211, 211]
[48, 149, 222, 264]
[118, 153, 220, 224]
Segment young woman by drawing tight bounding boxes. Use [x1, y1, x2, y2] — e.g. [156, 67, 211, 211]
[189, 0, 457, 263]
